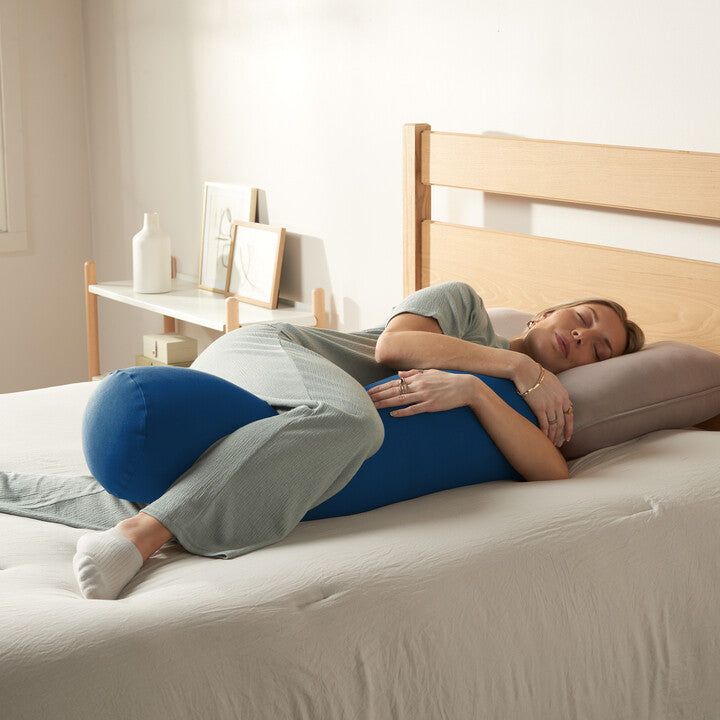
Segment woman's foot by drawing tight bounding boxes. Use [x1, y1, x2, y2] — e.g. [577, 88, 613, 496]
[72, 512, 173, 600]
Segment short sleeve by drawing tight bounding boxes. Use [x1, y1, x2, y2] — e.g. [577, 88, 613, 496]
[384, 281, 482, 340]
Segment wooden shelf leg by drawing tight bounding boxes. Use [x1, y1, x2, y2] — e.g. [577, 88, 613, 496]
[84, 260, 100, 380]
[163, 315, 176, 333]
[312, 287, 326, 328]
[225, 297, 240, 333]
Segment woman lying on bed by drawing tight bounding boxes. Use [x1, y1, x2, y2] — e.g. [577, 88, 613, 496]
[72, 281, 644, 600]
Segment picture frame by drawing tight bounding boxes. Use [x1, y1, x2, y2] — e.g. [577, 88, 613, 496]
[198, 182, 257, 294]
[227, 220, 286, 309]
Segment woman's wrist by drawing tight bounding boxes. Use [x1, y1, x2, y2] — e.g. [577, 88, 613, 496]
[511, 353, 542, 394]
[466, 375, 490, 410]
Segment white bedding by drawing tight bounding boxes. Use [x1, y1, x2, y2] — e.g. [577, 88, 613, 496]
[1, 380, 719, 719]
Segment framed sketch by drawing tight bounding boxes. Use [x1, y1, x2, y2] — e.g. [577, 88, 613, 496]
[227, 220, 286, 308]
[198, 182, 257, 293]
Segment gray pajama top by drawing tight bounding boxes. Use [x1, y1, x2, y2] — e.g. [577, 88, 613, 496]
[282, 280, 510, 386]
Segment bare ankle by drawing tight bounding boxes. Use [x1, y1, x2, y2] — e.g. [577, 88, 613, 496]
[116, 513, 173, 561]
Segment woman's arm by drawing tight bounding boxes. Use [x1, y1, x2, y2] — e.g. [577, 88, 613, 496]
[467, 376, 570, 482]
[376, 329, 532, 387]
[375, 326, 576, 447]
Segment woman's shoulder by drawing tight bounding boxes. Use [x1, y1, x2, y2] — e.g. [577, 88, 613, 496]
[417, 280, 484, 303]
[431, 280, 488, 313]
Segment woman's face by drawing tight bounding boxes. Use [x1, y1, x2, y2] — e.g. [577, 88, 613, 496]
[523, 303, 628, 373]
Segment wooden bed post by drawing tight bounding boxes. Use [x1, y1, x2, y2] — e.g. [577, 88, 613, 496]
[403, 123, 431, 297]
[84, 260, 100, 380]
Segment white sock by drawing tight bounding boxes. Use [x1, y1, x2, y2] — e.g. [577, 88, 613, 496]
[72, 527, 144, 600]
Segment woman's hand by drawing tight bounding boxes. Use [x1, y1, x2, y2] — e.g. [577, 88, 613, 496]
[513, 356, 573, 447]
[366, 369, 476, 417]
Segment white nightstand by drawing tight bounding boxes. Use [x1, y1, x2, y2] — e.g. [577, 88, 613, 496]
[83, 259, 327, 381]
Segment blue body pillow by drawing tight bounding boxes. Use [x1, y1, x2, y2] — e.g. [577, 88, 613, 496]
[82, 366, 537, 515]
[82, 367, 278, 504]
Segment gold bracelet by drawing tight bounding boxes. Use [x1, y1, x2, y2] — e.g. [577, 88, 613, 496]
[517, 365, 545, 397]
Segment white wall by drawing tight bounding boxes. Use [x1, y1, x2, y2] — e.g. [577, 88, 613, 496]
[5, 0, 720, 390]
[0, 0, 92, 393]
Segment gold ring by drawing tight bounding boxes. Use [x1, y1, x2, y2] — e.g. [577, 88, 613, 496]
[399, 378, 408, 396]
[563, 406, 574, 414]
[548, 417, 558, 424]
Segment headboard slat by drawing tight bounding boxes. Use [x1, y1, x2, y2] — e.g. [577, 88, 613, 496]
[403, 122, 720, 431]
[422, 131, 720, 220]
[403, 124, 431, 296]
[422, 220, 720, 355]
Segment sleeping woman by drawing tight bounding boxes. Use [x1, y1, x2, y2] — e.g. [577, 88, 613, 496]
[71, 280, 644, 600]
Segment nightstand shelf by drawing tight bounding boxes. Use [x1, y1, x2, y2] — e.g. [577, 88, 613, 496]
[83, 260, 326, 380]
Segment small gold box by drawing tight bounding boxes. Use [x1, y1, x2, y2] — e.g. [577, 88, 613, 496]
[142, 333, 198, 364]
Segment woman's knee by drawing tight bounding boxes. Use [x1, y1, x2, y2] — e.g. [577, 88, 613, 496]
[349, 402, 385, 455]
[367, 409, 385, 454]
[319, 398, 384, 455]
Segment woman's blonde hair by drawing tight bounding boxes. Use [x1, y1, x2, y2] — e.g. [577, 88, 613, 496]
[529, 298, 645, 356]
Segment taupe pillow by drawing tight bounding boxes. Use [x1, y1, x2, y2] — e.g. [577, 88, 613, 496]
[487, 308, 720, 459]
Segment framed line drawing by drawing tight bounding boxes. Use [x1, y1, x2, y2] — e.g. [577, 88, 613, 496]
[227, 220, 286, 308]
[198, 182, 257, 293]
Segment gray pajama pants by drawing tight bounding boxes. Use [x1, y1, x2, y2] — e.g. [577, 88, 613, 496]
[2, 281, 492, 558]
[141, 323, 385, 558]
[0, 323, 385, 560]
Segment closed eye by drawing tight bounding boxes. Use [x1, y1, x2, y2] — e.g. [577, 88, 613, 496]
[577, 310, 601, 360]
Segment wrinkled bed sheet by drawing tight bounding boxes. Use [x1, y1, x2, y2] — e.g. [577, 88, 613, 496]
[1, 380, 719, 720]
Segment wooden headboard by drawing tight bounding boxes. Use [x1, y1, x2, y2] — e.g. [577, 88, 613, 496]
[402, 123, 720, 429]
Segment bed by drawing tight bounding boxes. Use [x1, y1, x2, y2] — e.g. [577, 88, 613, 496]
[2, 125, 719, 719]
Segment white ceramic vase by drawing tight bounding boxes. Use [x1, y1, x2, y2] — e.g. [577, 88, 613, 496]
[132, 212, 172, 293]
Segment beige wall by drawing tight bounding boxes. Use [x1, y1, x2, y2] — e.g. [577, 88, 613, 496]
[0, 0, 91, 393]
[3, 0, 720, 391]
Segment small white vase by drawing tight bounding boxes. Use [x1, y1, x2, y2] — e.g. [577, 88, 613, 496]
[132, 212, 172, 293]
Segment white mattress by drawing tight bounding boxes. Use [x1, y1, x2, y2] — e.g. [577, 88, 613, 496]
[1, 380, 720, 719]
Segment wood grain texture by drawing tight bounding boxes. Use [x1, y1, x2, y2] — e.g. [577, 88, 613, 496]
[404, 123, 720, 430]
[312, 287, 326, 329]
[421, 220, 720, 354]
[422, 131, 720, 220]
[225, 297, 240, 333]
[84, 260, 99, 380]
[403, 124, 431, 296]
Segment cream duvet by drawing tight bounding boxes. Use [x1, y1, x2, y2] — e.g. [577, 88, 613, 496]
[1, 380, 719, 719]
